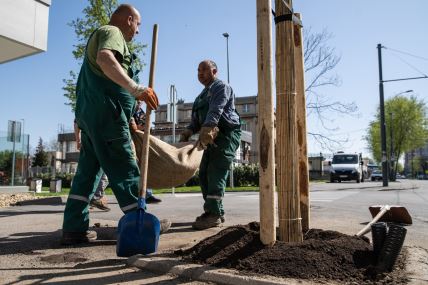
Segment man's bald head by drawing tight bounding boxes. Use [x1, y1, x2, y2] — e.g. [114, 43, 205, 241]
[198, 60, 218, 87]
[109, 4, 141, 42]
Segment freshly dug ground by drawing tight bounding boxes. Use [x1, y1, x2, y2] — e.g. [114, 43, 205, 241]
[176, 222, 408, 284]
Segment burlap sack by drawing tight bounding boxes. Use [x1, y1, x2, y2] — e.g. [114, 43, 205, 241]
[131, 130, 203, 189]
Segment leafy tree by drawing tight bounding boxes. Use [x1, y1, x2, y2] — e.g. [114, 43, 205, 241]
[32, 138, 49, 167]
[0, 151, 13, 175]
[365, 95, 428, 178]
[63, 0, 146, 111]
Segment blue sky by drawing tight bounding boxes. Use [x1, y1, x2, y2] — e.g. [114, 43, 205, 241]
[1, 0, 427, 157]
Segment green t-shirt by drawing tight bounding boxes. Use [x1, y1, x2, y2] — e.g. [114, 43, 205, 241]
[86, 25, 132, 78]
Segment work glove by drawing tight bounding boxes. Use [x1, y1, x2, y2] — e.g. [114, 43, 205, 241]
[179, 129, 193, 142]
[197, 126, 219, 149]
[130, 84, 159, 110]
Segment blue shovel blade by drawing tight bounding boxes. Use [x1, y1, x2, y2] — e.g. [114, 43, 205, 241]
[116, 206, 161, 257]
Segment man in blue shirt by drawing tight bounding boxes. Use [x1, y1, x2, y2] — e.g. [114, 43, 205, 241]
[180, 60, 241, 230]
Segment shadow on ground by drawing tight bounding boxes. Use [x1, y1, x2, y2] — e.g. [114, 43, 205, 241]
[3, 258, 190, 285]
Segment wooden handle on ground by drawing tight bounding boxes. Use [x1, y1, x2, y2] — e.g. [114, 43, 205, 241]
[139, 24, 158, 199]
[356, 205, 390, 237]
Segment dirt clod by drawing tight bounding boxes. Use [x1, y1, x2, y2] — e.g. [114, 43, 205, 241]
[176, 222, 408, 284]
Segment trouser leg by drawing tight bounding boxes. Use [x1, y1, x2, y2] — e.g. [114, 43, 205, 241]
[63, 132, 101, 232]
[92, 131, 140, 214]
[203, 161, 229, 216]
[203, 128, 241, 216]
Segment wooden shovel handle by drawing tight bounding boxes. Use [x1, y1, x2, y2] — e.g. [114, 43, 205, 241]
[356, 205, 390, 237]
[139, 24, 158, 199]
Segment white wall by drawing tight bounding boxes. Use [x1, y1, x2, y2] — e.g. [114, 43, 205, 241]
[0, 0, 51, 63]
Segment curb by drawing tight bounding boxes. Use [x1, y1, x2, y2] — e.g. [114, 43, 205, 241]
[16, 196, 63, 206]
[129, 247, 428, 285]
[406, 246, 428, 284]
[128, 255, 322, 285]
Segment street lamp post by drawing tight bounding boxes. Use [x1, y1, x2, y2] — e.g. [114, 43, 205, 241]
[389, 112, 395, 181]
[223, 33, 230, 84]
[223, 32, 234, 188]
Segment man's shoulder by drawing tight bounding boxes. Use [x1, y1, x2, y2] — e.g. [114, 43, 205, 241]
[209, 79, 229, 94]
[96, 25, 123, 39]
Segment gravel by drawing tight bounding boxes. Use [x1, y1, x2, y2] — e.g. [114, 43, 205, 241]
[0, 193, 39, 208]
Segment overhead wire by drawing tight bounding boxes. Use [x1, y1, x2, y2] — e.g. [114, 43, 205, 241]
[383, 46, 428, 62]
[383, 45, 428, 77]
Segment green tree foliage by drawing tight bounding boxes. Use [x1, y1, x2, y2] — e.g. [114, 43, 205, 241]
[365, 95, 428, 176]
[63, 0, 146, 111]
[32, 138, 49, 167]
[0, 151, 13, 175]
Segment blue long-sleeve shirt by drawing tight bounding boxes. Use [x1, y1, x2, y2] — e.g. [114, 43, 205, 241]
[187, 78, 240, 133]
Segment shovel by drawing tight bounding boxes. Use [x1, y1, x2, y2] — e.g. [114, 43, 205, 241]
[356, 205, 412, 237]
[116, 24, 160, 257]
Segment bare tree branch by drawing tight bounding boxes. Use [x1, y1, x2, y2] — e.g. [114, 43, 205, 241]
[303, 27, 359, 149]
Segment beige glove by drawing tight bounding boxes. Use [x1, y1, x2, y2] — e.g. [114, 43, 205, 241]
[179, 129, 193, 142]
[198, 126, 219, 148]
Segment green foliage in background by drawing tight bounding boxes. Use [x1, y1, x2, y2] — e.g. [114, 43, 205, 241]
[366, 95, 428, 176]
[63, 0, 146, 112]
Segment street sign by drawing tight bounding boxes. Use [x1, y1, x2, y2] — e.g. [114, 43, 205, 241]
[7, 120, 21, 142]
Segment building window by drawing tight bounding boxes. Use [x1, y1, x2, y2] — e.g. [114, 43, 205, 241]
[67, 141, 77, 153]
[242, 104, 250, 113]
[186, 110, 192, 118]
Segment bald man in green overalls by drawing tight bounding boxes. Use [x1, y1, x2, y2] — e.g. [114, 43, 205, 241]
[180, 60, 241, 230]
[61, 4, 159, 245]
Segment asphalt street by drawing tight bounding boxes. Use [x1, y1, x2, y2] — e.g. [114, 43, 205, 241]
[0, 179, 427, 284]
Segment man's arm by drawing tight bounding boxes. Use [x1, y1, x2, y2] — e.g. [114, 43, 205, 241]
[96, 49, 159, 109]
[96, 49, 136, 93]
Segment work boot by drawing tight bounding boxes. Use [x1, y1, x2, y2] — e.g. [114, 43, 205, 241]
[160, 219, 171, 234]
[90, 197, 110, 211]
[61, 230, 97, 245]
[192, 213, 222, 230]
[146, 195, 162, 204]
[196, 212, 225, 223]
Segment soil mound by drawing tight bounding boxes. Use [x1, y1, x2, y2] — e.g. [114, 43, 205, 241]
[176, 222, 408, 284]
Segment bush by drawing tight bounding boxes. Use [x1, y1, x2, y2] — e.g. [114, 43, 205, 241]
[185, 164, 260, 187]
[35, 172, 74, 188]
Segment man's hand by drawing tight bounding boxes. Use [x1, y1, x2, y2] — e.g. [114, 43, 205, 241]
[130, 86, 159, 110]
[198, 126, 219, 147]
[129, 118, 138, 133]
[179, 129, 193, 142]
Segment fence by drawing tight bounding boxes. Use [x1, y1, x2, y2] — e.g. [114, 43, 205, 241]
[0, 130, 30, 186]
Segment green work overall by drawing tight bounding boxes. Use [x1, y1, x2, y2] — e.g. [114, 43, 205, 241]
[63, 36, 140, 233]
[194, 89, 241, 216]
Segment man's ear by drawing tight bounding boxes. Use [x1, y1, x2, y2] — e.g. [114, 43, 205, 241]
[212, 68, 218, 76]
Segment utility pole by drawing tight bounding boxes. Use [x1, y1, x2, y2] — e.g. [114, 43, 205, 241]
[377, 44, 389, 186]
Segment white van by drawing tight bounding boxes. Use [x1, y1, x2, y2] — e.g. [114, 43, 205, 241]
[329, 152, 366, 183]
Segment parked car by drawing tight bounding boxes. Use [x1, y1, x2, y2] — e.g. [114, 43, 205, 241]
[396, 174, 406, 179]
[371, 170, 383, 181]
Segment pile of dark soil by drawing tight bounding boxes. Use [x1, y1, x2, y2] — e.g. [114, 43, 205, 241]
[176, 222, 408, 284]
